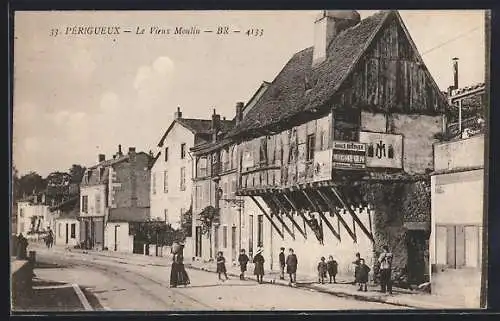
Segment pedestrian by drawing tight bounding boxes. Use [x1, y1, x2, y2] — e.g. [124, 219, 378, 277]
[378, 245, 393, 294]
[17, 233, 28, 260]
[253, 248, 265, 284]
[238, 249, 250, 280]
[170, 242, 190, 288]
[216, 251, 229, 281]
[286, 248, 298, 286]
[48, 228, 54, 248]
[357, 258, 370, 292]
[352, 252, 362, 285]
[279, 247, 286, 280]
[317, 256, 327, 284]
[327, 255, 338, 284]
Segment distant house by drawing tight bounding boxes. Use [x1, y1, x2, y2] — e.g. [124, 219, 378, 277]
[79, 146, 151, 250]
[16, 194, 50, 237]
[51, 197, 80, 247]
[105, 207, 150, 253]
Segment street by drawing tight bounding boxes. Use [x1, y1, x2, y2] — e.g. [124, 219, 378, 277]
[17, 249, 406, 311]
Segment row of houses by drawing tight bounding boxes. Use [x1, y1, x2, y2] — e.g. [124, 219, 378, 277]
[15, 10, 485, 293]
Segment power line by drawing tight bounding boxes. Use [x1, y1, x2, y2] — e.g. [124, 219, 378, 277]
[421, 26, 481, 56]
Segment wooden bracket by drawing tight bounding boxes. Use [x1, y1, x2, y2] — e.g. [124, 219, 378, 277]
[274, 194, 307, 239]
[250, 196, 284, 239]
[317, 189, 357, 243]
[261, 195, 295, 240]
[302, 190, 341, 241]
[330, 186, 374, 243]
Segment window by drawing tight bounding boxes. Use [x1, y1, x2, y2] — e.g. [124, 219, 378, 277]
[197, 157, 207, 178]
[81, 196, 88, 213]
[223, 226, 228, 248]
[99, 168, 105, 181]
[163, 170, 168, 193]
[70, 224, 76, 238]
[180, 167, 186, 191]
[319, 130, 325, 151]
[259, 137, 268, 165]
[164, 147, 169, 162]
[181, 143, 186, 159]
[152, 173, 157, 195]
[19, 208, 24, 218]
[306, 134, 316, 161]
[58, 223, 62, 237]
[164, 209, 169, 223]
[223, 148, 229, 171]
[95, 194, 101, 214]
[334, 109, 360, 141]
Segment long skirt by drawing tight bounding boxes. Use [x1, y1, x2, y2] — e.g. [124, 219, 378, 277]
[170, 263, 190, 287]
[254, 263, 264, 276]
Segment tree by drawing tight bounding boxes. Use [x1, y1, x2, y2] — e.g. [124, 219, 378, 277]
[18, 171, 46, 198]
[69, 164, 86, 184]
[12, 166, 20, 201]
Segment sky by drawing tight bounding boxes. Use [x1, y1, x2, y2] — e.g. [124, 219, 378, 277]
[13, 10, 486, 177]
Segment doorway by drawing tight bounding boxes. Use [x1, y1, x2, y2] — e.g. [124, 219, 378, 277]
[195, 226, 202, 257]
[65, 224, 69, 244]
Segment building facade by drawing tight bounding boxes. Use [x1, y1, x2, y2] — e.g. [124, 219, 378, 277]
[16, 195, 50, 236]
[190, 108, 241, 264]
[225, 10, 447, 282]
[150, 107, 234, 229]
[79, 146, 151, 250]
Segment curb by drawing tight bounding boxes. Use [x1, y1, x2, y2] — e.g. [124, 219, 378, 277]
[184, 264, 418, 309]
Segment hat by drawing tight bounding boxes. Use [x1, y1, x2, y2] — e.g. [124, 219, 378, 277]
[280, 247, 285, 250]
[256, 248, 263, 255]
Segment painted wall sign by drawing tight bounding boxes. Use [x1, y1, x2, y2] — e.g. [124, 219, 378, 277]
[313, 149, 333, 181]
[332, 141, 367, 169]
[359, 131, 403, 169]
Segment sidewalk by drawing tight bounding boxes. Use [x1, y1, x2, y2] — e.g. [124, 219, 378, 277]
[28, 243, 465, 309]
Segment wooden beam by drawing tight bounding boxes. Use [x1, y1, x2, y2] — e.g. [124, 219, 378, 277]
[282, 192, 320, 240]
[250, 196, 284, 239]
[330, 186, 374, 243]
[272, 194, 307, 239]
[317, 189, 357, 243]
[261, 195, 295, 240]
[303, 190, 341, 241]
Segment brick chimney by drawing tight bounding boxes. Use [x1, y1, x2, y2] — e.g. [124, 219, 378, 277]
[452, 57, 459, 90]
[211, 109, 221, 143]
[235, 102, 244, 125]
[312, 10, 361, 67]
[174, 106, 182, 119]
[98, 154, 105, 162]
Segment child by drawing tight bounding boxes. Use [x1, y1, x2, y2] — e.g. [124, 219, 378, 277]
[327, 255, 338, 284]
[216, 251, 229, 281]
[238, 249, 250, 280]
[357, 258, 371, 292]
[317, 257, 328, 284]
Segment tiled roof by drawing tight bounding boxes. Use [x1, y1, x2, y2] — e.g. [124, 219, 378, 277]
[177, 118, 235, 135]
[450, 83, 485, 97]
[229, 10, 391, 136]
[108, 207, 150, 223]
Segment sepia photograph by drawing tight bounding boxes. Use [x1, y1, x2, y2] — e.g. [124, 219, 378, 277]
[10, 9, 488, 312]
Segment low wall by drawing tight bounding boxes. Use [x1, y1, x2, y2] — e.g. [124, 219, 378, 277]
[11, 259, 33, 310]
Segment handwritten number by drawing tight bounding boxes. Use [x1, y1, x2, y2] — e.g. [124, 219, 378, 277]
[246, 29, 264, 37]
[50, 29, 59, 37]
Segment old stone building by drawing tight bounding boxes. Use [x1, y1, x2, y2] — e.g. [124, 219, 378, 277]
[224, 10, 448, 284]
[79, 146, 151, 251]
[149, 107, 234, 230]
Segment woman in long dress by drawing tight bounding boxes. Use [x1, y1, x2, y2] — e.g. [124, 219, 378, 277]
[253, 248, 265, 284]
[170, 244, 190, 287]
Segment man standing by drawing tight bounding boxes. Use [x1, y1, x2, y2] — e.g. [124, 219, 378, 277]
[378, 245, 393, 294]
[238, 249, 250, 280]
[278, 247, 286, 280]
[286, 248, 298, 286]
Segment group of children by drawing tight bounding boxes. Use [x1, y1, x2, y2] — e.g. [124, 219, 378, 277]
[216, 248, 371, 292]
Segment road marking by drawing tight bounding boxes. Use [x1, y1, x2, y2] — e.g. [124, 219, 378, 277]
[33, 284, 73, 290]
[72, 283, 93, 311]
